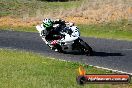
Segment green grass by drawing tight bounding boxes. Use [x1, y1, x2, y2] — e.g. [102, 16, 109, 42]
[0, 48, 125, 88]
[0, 0, 81, 17]
[78, 20, 132, 41]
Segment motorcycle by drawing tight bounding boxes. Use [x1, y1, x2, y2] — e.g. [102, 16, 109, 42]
[36, 23, 93, 56]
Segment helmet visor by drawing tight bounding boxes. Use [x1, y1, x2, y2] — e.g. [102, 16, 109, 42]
[43, 22, 53, 28]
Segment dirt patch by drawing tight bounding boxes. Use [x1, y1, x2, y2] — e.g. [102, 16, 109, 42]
[0, 0, 131, 27]
[0, 4, 131, 27]
[0, 16, 100, 28]
[0, 0, 132, 26]
[63, 4, 132, 24]
[0, 17, 42, 27]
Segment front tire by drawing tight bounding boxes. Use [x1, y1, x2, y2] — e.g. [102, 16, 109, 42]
[54, 44, 64, 53]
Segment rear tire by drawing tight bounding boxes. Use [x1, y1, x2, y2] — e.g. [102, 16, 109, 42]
[79, 39, 93, 56]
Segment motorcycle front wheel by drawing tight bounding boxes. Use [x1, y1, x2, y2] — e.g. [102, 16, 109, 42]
[54, 44, 64, 53]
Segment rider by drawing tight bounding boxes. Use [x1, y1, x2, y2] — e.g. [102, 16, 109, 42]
[40, 18, 65, 41]
[40, 18, 74, 40]
[40, 18, 74, 51]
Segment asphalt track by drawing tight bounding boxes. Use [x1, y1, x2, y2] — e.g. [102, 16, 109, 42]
[0, 30, 132, 74]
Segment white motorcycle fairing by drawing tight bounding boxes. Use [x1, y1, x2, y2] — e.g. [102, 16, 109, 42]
[36, 24, 80, 44]
[36, 23, 93, 55]
[36, 25, 49, 44]
[58, 26, 80, 51]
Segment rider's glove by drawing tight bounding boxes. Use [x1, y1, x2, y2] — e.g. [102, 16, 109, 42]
[41, 30, 46, 36]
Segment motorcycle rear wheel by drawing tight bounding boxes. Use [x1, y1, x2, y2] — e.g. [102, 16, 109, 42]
[79, 39, 93, 56]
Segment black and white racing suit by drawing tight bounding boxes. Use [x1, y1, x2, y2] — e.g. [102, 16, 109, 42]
[40, 19, 66, 43]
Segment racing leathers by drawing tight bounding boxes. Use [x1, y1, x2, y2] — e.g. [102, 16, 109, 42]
[40, 19, 66, 43]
